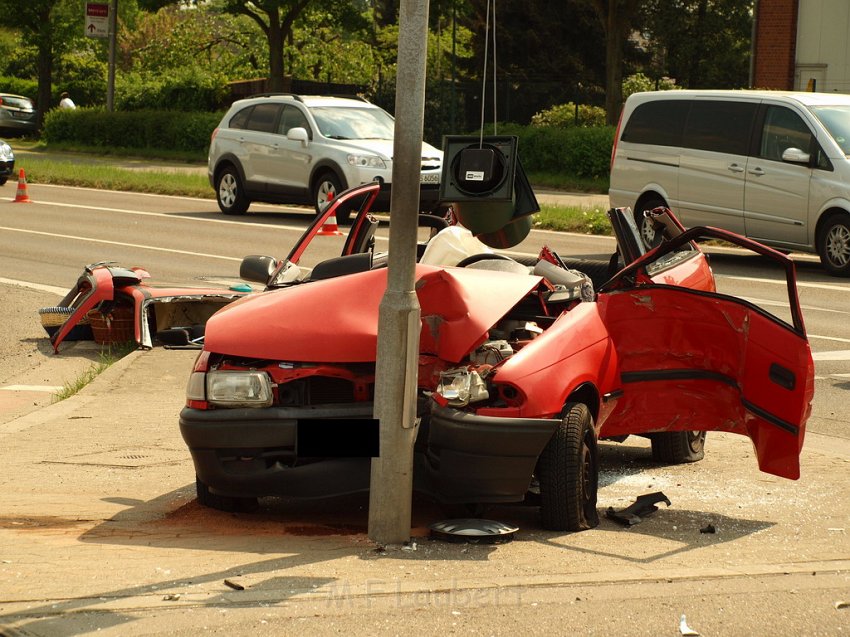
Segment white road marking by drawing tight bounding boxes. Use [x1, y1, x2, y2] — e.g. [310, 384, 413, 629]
[720, 274, 850, 292]
[0, 277, 67, 295]
[809, 334, 850, 344]
[812, 350, 850, 361]
[1, 385, 62, 392]
[0, 226, 242, 262]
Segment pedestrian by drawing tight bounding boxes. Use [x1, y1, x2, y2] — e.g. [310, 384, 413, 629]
[58, 92, 76, 110]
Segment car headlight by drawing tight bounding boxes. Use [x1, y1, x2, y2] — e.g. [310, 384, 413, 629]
[0, 142, 12, 161]
[206, 370, 273, 407]
[435, 369, 489, 407]
[347, 154, 387, 169]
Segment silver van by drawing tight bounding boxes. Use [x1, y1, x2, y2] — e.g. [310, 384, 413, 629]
[609, 90, 850, 275]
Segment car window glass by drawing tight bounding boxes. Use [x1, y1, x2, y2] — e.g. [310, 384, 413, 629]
[245, 103, 281, 133]
[620, 100, 688, 146]
[682, 101, 757, 155]
[757, 106, 813, 161]
[278, 105, 311, 136]
[0, 95, 34, 110]
[310, 106, 395, 140]
[228, 106, 252, 130]
[809, 105, 850, 155]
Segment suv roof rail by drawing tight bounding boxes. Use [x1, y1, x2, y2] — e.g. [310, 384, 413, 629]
[248, 92, 304, 102]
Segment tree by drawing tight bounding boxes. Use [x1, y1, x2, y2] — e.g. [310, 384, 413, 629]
[0, 0, 80, 124]
[590, 0, 642, 125]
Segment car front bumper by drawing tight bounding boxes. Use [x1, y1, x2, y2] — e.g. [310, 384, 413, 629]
[180, 402, 559, 504]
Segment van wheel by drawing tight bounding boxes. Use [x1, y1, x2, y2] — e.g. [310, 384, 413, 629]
[634, 197, 667, 249]
[216, 166, 249, 215]
[651, 431, 706, 464]
[817, 214, 850, 276]
[537, 403, 599, 532]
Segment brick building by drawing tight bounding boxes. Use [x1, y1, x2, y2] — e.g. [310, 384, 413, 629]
[753, 0, 850, 93]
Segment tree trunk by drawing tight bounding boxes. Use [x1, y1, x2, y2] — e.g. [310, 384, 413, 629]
[36, 5, 53, 128]
[267, 9, 285, 92]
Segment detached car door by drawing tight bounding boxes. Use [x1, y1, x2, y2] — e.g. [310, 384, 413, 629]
[597, 228, 814, 481]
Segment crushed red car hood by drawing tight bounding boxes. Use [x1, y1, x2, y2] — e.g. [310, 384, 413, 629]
[204, 264, 542, 363]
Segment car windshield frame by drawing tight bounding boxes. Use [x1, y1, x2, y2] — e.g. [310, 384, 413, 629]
[309, 105, 395, 141]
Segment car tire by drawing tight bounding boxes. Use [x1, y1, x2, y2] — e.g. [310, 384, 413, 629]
[195, 477, 258, 512]
[650, 431, 706, 464]
[313, 171, 351, 223]
[537, 402, 599, 532]
[817, 214, 850, 276]
[215, 166, 249, 215]
[0, 176, 7, 186]
[633, 196, 667, 250]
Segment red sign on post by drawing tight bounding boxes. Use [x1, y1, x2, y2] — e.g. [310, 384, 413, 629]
[85, 3, 109, 38]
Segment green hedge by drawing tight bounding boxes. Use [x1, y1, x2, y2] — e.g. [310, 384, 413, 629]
[0, 76, 38, 100]
[42, 108, 223, 153]
[492, 123, 615, 179]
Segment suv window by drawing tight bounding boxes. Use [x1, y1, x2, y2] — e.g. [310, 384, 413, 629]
[757, 106, 814, 161]
[620, 100, 688, 146]
[682, 101, 757, 155]
[243, 103, 281, 133]
[278, 105, 311, 137]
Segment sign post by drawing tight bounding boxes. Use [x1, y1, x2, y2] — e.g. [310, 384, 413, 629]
[85, 3, 109, 39]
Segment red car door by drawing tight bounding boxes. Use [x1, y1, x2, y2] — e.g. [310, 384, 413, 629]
[597, 228, 814, 480]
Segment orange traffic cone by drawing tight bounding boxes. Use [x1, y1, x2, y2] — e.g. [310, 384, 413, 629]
[13, 168, 31, 203]
[317, 191, 343, 236]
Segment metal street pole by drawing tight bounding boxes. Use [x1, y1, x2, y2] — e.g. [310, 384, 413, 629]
[107, 0, 117, 111]
[367, 0, 430, 545]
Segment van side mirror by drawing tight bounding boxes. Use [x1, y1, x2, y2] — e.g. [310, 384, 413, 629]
[240, 255, 278, 284]
[287, 127, 309, 147]
[781, 147, 810, 165]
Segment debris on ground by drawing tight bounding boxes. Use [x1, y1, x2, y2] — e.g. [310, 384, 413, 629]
[224, 579, 245, 591]
[836, 600, 849, 610]
[699, 523, 716, 534]
[605, 492, 671, 526]
[679, 613, 700, 636]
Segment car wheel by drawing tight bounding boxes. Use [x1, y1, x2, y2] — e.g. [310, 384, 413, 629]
[651, 431, 706, 464]
[817, 214, 850, 276]
[195, 477, 258, 512]
[313, 171, 351, 223]
[537, 402, 599, 532]
[0, 176, 7, 186]
[633, 197, 667, 250]
[216, 166, 249, 215]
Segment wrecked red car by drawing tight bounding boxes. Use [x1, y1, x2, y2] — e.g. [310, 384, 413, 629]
[179, 181, 814, 531]
[44, 262, 248, 352]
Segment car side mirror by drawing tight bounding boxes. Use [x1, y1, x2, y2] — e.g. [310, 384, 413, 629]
[781, 147, 810, 165]
[287, 127, 309, 147]
[240, 255, 277, 284]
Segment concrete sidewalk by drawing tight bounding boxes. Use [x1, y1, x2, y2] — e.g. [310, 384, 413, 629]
[1, 347, 848, 635]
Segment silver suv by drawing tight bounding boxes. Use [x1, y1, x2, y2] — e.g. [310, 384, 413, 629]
[208, 94, 443, 221]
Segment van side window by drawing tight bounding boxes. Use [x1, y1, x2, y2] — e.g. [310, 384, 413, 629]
[620, 100, 688, 146]
[757, 106, 814, 162]
[682, 101, 757, 155]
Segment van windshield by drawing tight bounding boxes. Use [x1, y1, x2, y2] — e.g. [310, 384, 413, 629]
[810, 106, 850, 155]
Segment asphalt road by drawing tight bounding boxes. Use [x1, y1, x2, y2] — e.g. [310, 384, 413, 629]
[1, 184, 849, 635]
[1, 181, 848, 442]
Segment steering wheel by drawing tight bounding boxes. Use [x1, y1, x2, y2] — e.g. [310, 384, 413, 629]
[455, 253, 515, 268]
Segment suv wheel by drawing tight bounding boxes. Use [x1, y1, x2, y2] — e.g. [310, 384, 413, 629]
[633, 197, 667, 249]
[817, 214, 850, 276]
[313, 171, 350, 222]
[216, 166, 249, 215]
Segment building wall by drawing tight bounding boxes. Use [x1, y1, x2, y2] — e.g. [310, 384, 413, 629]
[795, 0, 850, 92]
[752, 0, 799, 90]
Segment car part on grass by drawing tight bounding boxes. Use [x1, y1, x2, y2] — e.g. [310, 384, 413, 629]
[605, 492, 671, 526]
[429, 518, 518, 544]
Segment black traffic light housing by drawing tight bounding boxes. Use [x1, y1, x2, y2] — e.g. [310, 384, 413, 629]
[438, 135, 540, 248]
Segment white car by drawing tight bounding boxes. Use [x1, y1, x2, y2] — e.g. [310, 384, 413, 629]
[208, 94, 443, 222]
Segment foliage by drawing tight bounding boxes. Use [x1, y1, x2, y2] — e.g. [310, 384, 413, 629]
[621, 71, 679, 98]
[115, 69, 229, 111]
[0, 76, 38, 100]
[531, 103, 608, 128]
[41, 108, 222, 152]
